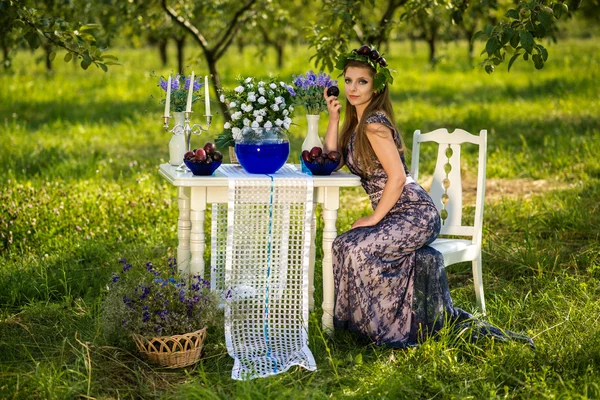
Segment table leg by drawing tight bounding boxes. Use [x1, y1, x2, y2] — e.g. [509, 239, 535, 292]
[189, 187, 207, 278]
[177, 187, 191, 274]
[308, 207, 317, 311]
[321, 187, 339, 333]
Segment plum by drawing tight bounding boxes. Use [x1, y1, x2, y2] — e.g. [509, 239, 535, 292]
[203, 142, 216, 154]
[326, 86, 340, 97]
[357, 45, 371, 55]
[195, 148, 207, 161]
[309, 146, 322, 158]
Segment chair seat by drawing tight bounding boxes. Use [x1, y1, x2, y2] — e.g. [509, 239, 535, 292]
[429, 238, 481, 265]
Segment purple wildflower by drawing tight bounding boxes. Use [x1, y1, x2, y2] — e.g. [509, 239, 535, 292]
[142, 311, 150, 322]
[287, 86, 296, 96]
[306, 70, 317, 82]
[159, 76, 179, 92]
[112, 273, 120, 283]
[184, 78, 204, 92]
[123, 263, 132, 272]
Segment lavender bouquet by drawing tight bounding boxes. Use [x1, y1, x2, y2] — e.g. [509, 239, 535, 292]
[158, 75, 204, 112]
[291, 71, 337, 115]
[101, 257, 220, 343]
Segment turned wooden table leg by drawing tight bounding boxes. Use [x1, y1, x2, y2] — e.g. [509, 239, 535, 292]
[177, 187, 191, 274]
[321, 187, 339, 333]
[189, 187, 207, 278]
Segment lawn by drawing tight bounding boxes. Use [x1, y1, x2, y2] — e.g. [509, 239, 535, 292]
[0, 38, 599, 399]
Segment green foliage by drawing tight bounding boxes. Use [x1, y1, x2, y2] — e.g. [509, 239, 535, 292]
[474, 0, 581, 73]
[0, 0, 118, 71]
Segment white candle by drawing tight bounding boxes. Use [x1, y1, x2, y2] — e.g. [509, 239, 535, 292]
[185, 71, 195, 113]
[164, 75, 171, 117]
[204, 75, 211, 116]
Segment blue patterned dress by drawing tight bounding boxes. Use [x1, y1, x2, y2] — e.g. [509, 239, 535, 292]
[332, 112, 533, 348]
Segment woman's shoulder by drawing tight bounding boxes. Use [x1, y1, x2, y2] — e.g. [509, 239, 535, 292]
[365, 111, 395, 133]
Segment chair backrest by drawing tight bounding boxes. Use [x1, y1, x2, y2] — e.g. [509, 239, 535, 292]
[411, 128, 487, 244]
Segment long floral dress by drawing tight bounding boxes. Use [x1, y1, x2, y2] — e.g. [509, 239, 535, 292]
[332, 112, 533, 348]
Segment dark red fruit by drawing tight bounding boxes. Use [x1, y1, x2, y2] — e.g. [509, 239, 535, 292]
[314, 156, 326, 165]
[326, 86, 339, 97]
[204, 156, 212, 164]
[184, 151, 195, 160]
[309, 146, 322, 158]
[203, 142, 216, 154]
[301, 150, 312, 163]
[328, 151, 341, 163]
[195, 148, 207, 161]
[370, 49, 380, 59]
[357, 45, 371, 55]
[378, 57, 387, 67]
[212, 151, 223, 162]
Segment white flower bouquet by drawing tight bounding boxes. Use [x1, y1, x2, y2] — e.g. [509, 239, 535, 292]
[216, 76, 297, 148]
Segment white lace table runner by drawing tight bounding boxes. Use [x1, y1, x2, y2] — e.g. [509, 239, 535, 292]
[211, 164, 316, 380]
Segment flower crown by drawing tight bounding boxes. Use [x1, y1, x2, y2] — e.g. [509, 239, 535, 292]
[335, 45, 394, 91]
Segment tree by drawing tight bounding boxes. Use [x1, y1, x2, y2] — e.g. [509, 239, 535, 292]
[161, 0, 260, 119]
[0, 0, 118, 71]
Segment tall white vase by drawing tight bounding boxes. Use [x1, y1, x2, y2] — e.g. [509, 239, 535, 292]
[169, 112, 187, 166]
[301, 114, 323, 152]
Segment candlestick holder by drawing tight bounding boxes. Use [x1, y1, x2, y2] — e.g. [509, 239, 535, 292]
[163, 112, 212, 171]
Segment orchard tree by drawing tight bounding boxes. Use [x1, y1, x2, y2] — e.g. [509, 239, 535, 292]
[161, 0, 260, 119]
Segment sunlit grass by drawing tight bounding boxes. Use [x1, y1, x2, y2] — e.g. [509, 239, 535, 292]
[0, 38, 599, 398]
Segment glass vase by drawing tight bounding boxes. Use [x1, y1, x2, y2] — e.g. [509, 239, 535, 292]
[235, 128, 290, 174]
[169, 112, 187, 166]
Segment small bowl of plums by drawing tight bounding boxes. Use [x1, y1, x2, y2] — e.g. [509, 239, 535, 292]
[301, 146, 341, 176]
[183, 142, 223, 176]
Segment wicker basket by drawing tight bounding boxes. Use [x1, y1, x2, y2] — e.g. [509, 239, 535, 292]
[229, 146, 239, 164]
[132, 328, 207, 368]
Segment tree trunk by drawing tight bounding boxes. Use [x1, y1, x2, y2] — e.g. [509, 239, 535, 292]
[176, 36, 185, 74]
[276, 43, 284, 69]
[44, 44, 53, 72]
[427, 37, 436, 66]
[2, 44, 9, 69]
[206, 54, 230, 121]
[159, 39, 168, 66]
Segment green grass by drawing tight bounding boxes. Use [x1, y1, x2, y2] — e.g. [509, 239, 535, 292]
[1, 37, 599, 399]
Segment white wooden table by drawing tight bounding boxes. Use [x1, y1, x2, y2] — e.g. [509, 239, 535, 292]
[158, 163, 361, 331]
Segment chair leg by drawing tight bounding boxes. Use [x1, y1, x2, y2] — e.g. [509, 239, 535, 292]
[472, 255, 486, 314]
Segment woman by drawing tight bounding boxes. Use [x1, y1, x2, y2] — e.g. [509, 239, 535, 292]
[323, 45, 532, 348]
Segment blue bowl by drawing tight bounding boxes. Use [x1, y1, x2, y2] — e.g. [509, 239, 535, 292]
[235, 141, 290, 174]
[301, 158, 340, 176]
[184, 160, 222, 176]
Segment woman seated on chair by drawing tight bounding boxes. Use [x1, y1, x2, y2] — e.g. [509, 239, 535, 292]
[323, 45, 533, 348]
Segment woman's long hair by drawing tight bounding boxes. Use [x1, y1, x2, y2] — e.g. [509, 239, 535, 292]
[339, 60, 403, 174]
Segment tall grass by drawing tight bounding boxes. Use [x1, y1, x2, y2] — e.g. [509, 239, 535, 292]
[0, 38, 599, 399]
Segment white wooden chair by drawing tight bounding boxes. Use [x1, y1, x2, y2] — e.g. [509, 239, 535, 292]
[411, 128, 487, 314]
